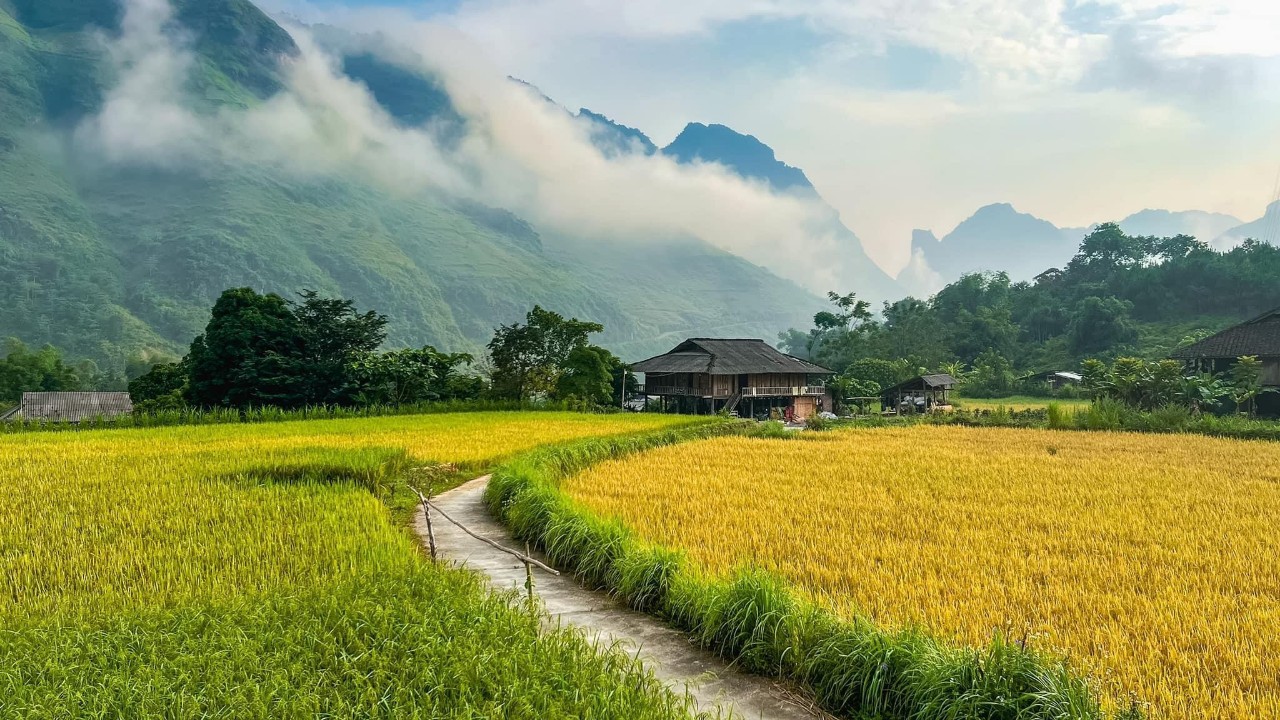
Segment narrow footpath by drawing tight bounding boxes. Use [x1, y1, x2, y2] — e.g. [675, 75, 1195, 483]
[416, 476, 827, 720]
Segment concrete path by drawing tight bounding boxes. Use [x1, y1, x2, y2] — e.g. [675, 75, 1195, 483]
[416, 476, 829, 720]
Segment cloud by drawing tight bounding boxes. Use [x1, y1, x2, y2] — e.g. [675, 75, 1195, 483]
[76, 0, 205, 164]
[79, 0, 866, 295]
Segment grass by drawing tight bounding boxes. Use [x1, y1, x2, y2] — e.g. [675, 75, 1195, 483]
[0, 411, 711, 717]
[562, 425, 1280, 720]
[952, 394, 1091, 412]
[485, 425, 1137, 720]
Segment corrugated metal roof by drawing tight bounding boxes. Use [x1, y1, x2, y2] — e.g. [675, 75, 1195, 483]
[18, 392, 134, 423]
[1169, 310, 1280, 360]
[631, 338, 834, 375]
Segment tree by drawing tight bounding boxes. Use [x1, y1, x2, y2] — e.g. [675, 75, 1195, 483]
[128, 362, 187, 411]
[1068, 297, 1137, 355]
[291, 290, 389, 406]
[348, 346, 479, 407]
[556, 345, 615, 405]
[1231, 356, 1265, 417]
[487, 306, 604, 400]
[0, 339, 83, 404]
[185, 288, 305, 409]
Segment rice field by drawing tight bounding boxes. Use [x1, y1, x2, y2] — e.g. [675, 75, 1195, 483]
[0, 411, 703, 717]
[562, 425, 1280, 720]
[953, 395, 1091, 412]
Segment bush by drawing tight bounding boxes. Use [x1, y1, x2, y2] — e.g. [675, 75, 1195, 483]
[804, 414, 832, 432]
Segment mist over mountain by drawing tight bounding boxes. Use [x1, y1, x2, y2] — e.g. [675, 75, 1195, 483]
[0, 0, 841, 367]
[1214, 202, 1280, 250]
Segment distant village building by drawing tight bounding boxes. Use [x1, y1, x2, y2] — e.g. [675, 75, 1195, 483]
[881, 374, 957, 414]
[1022, 370, 1083, 391]
[1170, 309, 1280, 417]
[631, 338, 834, 421]
[1, 392, 134, 423]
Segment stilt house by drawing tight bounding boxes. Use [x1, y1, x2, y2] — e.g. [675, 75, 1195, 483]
[1170, 308, 1280, 417]
[631, 338, 834, 420]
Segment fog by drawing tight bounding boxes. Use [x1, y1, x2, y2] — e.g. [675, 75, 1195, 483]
[76, 0, 873, 295]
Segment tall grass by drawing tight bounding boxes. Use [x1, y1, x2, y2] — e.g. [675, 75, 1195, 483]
[485, 425, 1136, 720]
[931, 399, 1280, 441]
[0, 398, 585, 434]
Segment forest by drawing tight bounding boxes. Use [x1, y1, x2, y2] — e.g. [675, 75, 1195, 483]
[780, 223, 1280, 396]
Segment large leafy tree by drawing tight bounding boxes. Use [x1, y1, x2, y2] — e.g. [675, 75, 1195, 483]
[487, 306, 604, 400]
[291, 290, 389, 406]
[555, 345, 615, 405]
[185, 289, 305, 408]
[0, 339, 83, 404]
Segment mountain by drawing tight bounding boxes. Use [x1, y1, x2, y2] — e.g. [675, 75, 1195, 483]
[652, 122, 903, 302]
[1214, 202, 1280, 250]
[898, 204, 1078, 295]
[577, 108, 656, 157]
[0, 0, 822, 367]
[1118, 209, 1242, 245]
[661, 123, 813, 194]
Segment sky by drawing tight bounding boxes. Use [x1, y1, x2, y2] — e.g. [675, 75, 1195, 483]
[258, 0, 1280, 274]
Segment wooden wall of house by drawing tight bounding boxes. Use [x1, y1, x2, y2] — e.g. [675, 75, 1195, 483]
[1264, 359, 1280, 386]
[746, 373, 811, 389]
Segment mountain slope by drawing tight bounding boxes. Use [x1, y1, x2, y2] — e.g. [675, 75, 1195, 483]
[656, 122, 902, 302]
[662, 123, 813, 193]
[1215, 202, 1280, 250]
[1118, 209, 1242, 245]
[0, 1, 821, 366]
[899, 203, 1077, 293]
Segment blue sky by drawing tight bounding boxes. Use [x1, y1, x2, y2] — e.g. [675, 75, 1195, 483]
[262, 0, 1280, 271]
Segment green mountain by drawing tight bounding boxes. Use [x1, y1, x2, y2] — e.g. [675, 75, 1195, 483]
[0, 0, 822, 367]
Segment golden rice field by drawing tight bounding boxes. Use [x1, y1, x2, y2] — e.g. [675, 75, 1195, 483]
[0, 411, 705, 717]
[563, 425, 1280, 720]
[0, 411, 694, 619]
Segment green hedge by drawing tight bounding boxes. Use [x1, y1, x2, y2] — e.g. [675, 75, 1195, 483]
[484, 425, 1146, 720]
[929, 400, 1280, 441]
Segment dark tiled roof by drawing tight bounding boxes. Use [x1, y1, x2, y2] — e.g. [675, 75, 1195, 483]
[631, 338, 834, 375]
[17, 392, 134, 422]
[1169, 310, 1280, 360]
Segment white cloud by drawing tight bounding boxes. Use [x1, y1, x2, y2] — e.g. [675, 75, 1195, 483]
[80, 0, 874, 296]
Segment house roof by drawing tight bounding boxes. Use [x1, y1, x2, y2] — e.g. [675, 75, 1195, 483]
[0, 405, 17, 421]
[1022, 370, 1083, 382]
[1169, 309, 1280, 360]
[882, 374, 958, 395]
[631, 338, 834, 375]
[17, 392, 134, 423]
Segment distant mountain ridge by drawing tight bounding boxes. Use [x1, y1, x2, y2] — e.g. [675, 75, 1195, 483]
[576, 111, 903, 302]
[900, 204, 1255, 297]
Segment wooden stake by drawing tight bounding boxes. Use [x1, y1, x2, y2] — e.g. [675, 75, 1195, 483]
[409, 485, 437, 562]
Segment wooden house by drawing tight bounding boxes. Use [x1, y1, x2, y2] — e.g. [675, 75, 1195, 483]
[881, 374, 957, 414]
[2, 392, 134, 423]
[1170, 308, 1280, 416]
[1021, 370, 1083, 391]
[631, 338, 834, 420]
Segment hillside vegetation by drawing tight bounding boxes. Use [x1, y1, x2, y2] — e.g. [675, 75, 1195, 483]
[0, 0, 819, 370]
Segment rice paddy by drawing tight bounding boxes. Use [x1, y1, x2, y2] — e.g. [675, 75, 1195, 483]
[0, 411, 703, 717]
[562, 425, 1280, 719]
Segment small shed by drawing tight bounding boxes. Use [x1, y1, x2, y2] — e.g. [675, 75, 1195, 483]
[881, 374, 956, 414]
[1022, 370, 1082, 391]
[6, 392, 134, 423]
